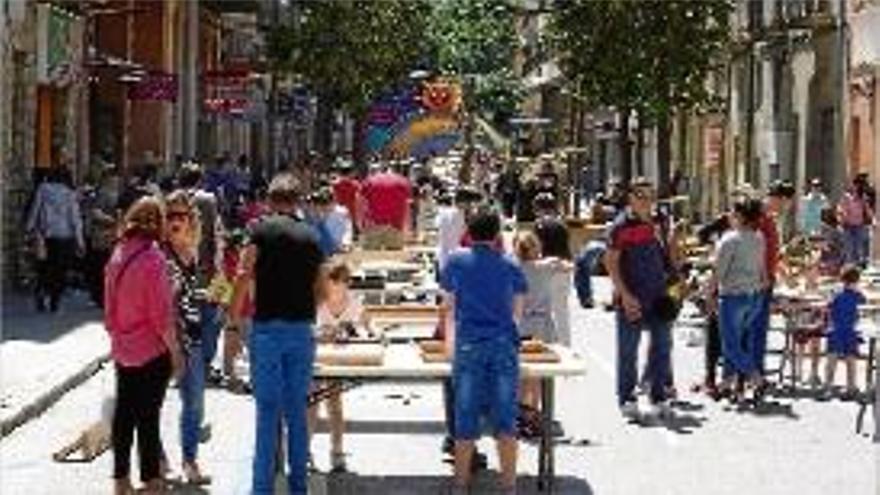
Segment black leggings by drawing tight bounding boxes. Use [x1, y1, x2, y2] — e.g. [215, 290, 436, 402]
[705, 315, 722, 386]
[113, 352, 171, 482]
[36, 238, 76, 307]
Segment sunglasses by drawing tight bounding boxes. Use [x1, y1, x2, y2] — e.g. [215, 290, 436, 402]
[166, 210, 190, 221]
[632, 189, 654, 200]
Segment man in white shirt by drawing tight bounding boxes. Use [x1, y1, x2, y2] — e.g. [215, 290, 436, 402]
[436, 188, 481, 270]
[316, 188, 353, 251]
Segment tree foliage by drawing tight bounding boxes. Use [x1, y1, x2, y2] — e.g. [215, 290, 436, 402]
[548, 0, 733, 121]
[426, 0, 523, 128]
[267, 0, 432, 115]
[547, 0, 733, 186]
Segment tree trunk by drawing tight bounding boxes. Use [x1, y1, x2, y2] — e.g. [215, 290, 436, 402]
[636, 115, 645, 177]
[619, 108, 632, 185]
[657, 111, 672, 198]
[352, 113, 366, 172]
[315, 91, 335, 161]
[459, 111, 475, 184]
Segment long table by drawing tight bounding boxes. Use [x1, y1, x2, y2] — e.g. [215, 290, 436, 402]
[312, 342, 587, 491]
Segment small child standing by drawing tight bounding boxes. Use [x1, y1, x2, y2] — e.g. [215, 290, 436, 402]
[309, 259, 370, 472]
[823, 264, 866, 399]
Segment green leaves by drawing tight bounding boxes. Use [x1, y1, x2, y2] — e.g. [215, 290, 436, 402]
[269, 1, 433, 115]
[425, 0, 523, 128]
[547, 0, 734, 120]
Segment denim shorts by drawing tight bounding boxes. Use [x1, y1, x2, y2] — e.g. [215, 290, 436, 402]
[452, 336, 519, 440]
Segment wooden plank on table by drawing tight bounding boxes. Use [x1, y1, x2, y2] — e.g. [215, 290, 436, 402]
[316, 343, 384, 366]
[366, 304, 440, 315]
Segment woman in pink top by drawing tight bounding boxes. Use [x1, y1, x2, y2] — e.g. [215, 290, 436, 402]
[104, 196, 181, 495]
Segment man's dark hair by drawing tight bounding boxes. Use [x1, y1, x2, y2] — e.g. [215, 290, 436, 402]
[454, 186, 481, 205]
[732, 197, 763, 228]
[178, 162, 203, 188]
[467, 206, 501, 242]
[533, 192, 557, 212]
[267, 172, 301, 205]
[768, 180, 795, 199]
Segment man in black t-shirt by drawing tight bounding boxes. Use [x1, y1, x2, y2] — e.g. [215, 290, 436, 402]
[229, 173, 326, 495]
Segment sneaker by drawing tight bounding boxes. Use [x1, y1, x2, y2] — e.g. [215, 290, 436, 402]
[620, 401, 639, 420]
[330, 451, 347, 473]
[198, 423, 212, 444]
[806, 375, 822, 389]
[441, 436, 454, 455]
[471, 452, 488, 471]
[840, 388, 860, 402]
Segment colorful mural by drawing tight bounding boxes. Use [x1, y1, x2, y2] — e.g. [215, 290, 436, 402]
[363, 78, 463, 159]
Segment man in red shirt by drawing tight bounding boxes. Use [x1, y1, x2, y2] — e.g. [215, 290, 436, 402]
[360, 163, 412, 249]
[754, 181, 795, 384]
[332, 162, 362, 233]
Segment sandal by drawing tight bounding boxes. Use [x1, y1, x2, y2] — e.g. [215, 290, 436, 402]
[183, 462, 212, 486]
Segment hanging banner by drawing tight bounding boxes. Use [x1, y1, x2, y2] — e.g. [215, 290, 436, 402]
[703, 125, 724, 170]
[202, 69, 260, 119]
[37, 4, 81, 85]
[128, 73, 178, 101]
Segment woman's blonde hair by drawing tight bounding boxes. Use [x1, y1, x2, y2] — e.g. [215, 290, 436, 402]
[325, 257, 352, 284]
[513, 231, 542, 261]
[164, 189, 202, 248]
[121, 196, 165, 241]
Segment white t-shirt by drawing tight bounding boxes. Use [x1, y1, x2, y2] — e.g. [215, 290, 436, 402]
[317, 292, 364, 328]
[324, 204, 353, 248]
[435, 205, 465, 270]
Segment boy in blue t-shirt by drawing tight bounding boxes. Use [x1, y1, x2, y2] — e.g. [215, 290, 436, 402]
[440, 207, 527, 493]
[823, 264, 866, 399]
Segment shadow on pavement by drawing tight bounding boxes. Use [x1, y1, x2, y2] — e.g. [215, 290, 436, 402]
[724, 399, 800, 419]
[1, 291, 101, 344]
[630, 410, 707, 435]
[316, 419, 448, 435]
[312, 473, 594, 495]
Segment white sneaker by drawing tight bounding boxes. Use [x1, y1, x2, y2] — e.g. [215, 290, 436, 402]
[620, 401, 639, 420]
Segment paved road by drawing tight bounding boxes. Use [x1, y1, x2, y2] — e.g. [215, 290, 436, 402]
[1, 280, 876, 494]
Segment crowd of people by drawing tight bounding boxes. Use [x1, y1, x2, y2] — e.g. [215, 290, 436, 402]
[18, 148, 880, 493]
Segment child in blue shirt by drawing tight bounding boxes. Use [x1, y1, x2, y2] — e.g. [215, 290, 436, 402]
[824, 265, 866, 399]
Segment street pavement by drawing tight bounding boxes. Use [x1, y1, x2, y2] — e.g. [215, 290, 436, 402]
[0, 279, 877, 494]
[0, 290, 106, 434]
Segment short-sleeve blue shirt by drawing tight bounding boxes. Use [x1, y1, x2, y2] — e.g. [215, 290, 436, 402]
[829, 287, 866, 336]
[440, 244, 528, 344]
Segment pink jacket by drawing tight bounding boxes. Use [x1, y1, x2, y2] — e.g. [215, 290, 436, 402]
[104, 237, 174, 367]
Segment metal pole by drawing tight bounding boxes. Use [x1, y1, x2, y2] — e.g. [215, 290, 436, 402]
[182, 0, 199, 160]
[832, 0, 849, 198]
[122, 0, 133, 173]
[266, 0, 280, 174]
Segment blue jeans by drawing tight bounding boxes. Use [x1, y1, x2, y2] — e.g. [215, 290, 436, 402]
[719, 293, 762, 379]
[843, 225, 870, 266]
[179, 342, 205, 462]
[751, 290, 772, 375]
[574, 241, 606, 306]
[616, 312, 671, 405]
[453, 335, 519, 440]
[249, 321, 315, 495]
[200, 303, 224, 370]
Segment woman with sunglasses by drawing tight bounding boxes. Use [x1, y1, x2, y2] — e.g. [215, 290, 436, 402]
[164, 191, 211, 485]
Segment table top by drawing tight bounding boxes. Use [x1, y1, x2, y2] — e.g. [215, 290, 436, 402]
[313, 343, 587, 379]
